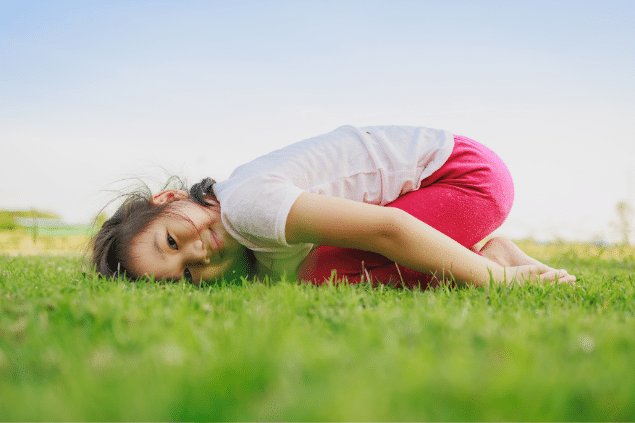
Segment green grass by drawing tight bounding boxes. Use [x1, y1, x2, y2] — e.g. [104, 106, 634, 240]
[1, 245, 634, 421]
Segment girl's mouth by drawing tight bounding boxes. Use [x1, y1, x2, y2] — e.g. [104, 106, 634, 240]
[206, 228, 225, 259]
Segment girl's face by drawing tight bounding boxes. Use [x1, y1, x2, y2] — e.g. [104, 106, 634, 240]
[128, 190, 245, 285]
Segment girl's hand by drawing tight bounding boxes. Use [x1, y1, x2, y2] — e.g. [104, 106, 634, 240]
[506, 264, 577, 286]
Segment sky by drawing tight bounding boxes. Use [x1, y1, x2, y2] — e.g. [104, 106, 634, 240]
[1, 0, 634, 243]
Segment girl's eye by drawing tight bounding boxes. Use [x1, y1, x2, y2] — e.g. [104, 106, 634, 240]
[183, 268, 192, 282]
[167, 234, 178, 250]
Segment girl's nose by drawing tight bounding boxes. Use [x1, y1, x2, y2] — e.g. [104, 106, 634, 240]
[186, 239, 210, 264]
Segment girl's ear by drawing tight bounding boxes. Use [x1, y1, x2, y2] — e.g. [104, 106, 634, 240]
[151, 190, 190, 205]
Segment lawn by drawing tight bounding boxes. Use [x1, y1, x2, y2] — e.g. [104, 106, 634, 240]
[1, 242, 634, 420]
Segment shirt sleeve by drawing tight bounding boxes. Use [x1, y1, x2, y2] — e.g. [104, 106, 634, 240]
[214, 173, 306, 250]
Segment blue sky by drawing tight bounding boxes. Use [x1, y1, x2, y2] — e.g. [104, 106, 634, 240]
[1, 0, 634, 242]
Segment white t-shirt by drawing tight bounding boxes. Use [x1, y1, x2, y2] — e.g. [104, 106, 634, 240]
[213, 125, 454, 278]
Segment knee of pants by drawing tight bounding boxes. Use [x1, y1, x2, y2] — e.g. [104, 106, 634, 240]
[297, 246, 390, 284]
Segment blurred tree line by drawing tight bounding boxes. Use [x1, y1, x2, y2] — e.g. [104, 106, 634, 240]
[0, 210, 59, 230]
[613, 201, 634, 245]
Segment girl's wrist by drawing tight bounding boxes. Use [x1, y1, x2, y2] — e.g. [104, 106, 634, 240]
[486, 263, 508, 287]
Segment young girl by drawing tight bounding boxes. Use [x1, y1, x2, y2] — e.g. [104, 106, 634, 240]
[92, 125, 575, 288]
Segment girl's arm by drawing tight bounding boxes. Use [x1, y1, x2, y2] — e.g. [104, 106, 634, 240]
[286, 192, 573, 287]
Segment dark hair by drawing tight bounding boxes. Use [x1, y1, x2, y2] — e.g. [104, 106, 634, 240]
[189, 177, 218, 206]
[91, 176, 249, 281]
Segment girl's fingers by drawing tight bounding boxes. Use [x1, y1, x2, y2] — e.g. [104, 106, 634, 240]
[538, 269, 558, 281]
[553, 268, 575, 284]
[560, 272, 576, 284]
[541, 269, 577, 285]
[510, 265, 576, 285]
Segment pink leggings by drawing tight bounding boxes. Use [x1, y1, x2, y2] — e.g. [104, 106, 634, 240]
[297, 135, 515, 289]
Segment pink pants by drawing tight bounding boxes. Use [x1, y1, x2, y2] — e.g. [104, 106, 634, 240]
[297, 135, 515, 289]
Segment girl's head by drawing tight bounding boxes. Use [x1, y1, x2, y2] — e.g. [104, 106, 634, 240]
[92, 177, 252, 284]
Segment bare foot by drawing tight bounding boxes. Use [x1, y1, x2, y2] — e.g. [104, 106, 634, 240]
[475, 237, 575, 285]
[477, 237, 543, 267]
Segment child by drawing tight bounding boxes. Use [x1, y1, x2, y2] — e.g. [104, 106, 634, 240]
[92, 125, 575, 288]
